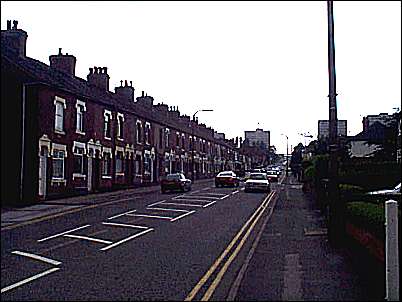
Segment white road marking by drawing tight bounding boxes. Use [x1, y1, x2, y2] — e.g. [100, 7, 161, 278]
[201, 187, 210, 190]
[147, 200, 166, 207]
[11, 251, 61, 266]
[170, 211, 196, 222]
[176, 195, 218, 200]
[240, 188, 245, 191]
[37, 224, 91, 242]
[203, 201, 217, 208]
[171, 198, 212, 203]
[126, 213, 173, 220]
[107, 209, 137, 220]
[63, 234, 112, 244]
[219, 194, 231, 200]
[160, 202, 204, 208]
[231, 190, 239, 195]
[101, 222, 150, 229]
[193, 192, 227, 196]
[100, 228, 154, 251]
[191, 190, 200, 194]
[1, 268, 60, 294]
[146, 207, 190, 213]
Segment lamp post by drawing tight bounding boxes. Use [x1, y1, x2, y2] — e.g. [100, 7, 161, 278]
[191, 109, 213, 181]
[281, 134, 289, 177]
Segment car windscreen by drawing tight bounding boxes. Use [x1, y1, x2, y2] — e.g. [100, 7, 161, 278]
[218, 172, 233, 177]
[166, 174, 181, 180]
[249, 174, 266, 180]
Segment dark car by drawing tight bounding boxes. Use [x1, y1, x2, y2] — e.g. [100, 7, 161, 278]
[161, 173, 192, 193]
[215, 171, 240, 187]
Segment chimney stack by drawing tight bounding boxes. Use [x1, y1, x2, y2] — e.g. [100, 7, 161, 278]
[115, 79, 135, 102]
[136, 91, 154, 108]
[1, 19, 28, 57]
[49, 48, 77, 76]
[87, 66, 110, 91]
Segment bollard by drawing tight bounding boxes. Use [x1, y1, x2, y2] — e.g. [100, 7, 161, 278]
[385, 200, 399, 301]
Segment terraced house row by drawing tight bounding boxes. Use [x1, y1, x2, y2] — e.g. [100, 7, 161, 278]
[1, 20, 253, 206]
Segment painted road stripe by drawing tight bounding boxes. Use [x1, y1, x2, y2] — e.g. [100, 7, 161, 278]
[37, 224, 91, 242]
[100, 228, 154, 251]
[171, 198, 212, 203]
[126, 213, 173, 220]
[11, 251, 61, 266]
[101, 222, 150, 229]
[202, 201, 217, 208]
[107, 209, 137, 220]
[1, 267, 60, 294]
[63, 234, 112, 244]
[176, 195, 218, 200]
[170, 211, 196, 222]
[147, 200, 166, 207]
[192, 193, 226, 196]
[191, 190, 200, 194]
[231, 190, 239, 195]
[146, 207, 190, 213]
[201, 192, 277, 301]
[219, 194, 231, 200]
[160, 202, 204, 208]
[185, 191, 274, 301]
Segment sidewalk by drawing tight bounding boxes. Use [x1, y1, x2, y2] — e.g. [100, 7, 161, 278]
[232, 175, 383, 301]
[1, 178, 213, 230]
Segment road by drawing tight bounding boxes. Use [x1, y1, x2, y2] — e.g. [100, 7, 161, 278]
[1, 177, 283, 300]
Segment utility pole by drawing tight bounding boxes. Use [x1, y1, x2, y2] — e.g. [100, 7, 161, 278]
[327, 0, 342, 246]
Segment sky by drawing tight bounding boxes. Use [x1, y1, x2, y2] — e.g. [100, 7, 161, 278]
[1, 1, 401, 155]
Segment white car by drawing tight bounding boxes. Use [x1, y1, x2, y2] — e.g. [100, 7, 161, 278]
[244, 173, 271, 193]
[367, 183, 401, 196]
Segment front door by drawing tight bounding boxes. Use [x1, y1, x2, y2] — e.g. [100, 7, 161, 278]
[38, 148, 48, 199]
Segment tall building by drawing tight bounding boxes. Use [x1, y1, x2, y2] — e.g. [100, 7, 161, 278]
[244, 128, 270, 150]
[318, 120, 347, 139]
[362, 113, 397, 132]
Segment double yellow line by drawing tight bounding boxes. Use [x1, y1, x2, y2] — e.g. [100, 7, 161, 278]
[185, 190, 277, 301]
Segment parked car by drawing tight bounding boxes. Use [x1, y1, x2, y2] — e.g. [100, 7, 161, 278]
[161, 173, 192, 193]
[366, 183, 401, 197]
[244, 173, 271, 193]
[266, 170, 279, 182]
[215, 171, 240, 187]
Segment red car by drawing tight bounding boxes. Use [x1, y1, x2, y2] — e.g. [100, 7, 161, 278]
[215, 171, 240, 187]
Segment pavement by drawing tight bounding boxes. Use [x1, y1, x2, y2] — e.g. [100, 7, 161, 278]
[232, 174, 384, 301]
[1, 176, 384, 300]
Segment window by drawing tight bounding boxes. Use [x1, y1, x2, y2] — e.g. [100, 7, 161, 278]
[182, 134, 185, 149]
[102, 152, 111, 176]
[54, 97, 66, 132]
[136, 121, 142, 143]
[117, 113, 124, 140]
[144, 154, 151, 174]
[75, 100, 86, 134]
[52, 150, 65, 179]
[104, 110, 112, 138]
[145, 122, 151, 145]
[165, 128, 170, 148]
[189, 136, 193, 150]
[73, 146, 85, 175]
[176, 132, 180, 147]
[115, 151, 124, 174]
[159, 128, 164, 148]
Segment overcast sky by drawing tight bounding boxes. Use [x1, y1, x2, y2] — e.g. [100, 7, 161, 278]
[2, 1, 401, 155]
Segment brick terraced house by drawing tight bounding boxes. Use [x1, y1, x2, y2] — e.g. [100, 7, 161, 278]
[1, 20, 254, 206]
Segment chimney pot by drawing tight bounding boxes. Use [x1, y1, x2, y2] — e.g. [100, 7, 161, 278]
[7, 20, 11, 30]
[94, 67, 98, 73]
[66, 52, 68, 55]
[125, 80, 128, 87]
[103, 67, 107, 74]
[12, 20, 18, 29]
[58, 48, 62, 55]
[89, 67, 93, 74]
[142, 91, 144, 97]
[130, 81, 132, 87]
[120, 80, 123, 86]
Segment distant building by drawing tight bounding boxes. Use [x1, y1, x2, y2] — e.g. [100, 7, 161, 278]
[214, 132, 225, 140]
[363, 113, 396, 132]
[318, 120, 347, 139]
[244, 128, 270, 151]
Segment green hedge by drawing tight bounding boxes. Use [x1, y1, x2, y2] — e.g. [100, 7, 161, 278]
[345, 202, 385, 240]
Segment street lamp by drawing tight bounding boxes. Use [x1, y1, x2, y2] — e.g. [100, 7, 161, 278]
[191, 109, 213, 181]
[281, 134, 289, 177]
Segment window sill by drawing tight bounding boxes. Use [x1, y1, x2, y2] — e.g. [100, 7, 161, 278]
[51, 178, 66, 186]
[104, 137, 111, 141]
[102, 175, 112, 179]
[54, 130, 65, 135]
[73, 173, 86, 179]
[117, 138, 124, 141]
[116, 172, 125, 176]
[76, 130, 86, 135]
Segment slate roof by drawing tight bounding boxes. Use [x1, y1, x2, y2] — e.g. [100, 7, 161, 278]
[1, 40, 234, 146]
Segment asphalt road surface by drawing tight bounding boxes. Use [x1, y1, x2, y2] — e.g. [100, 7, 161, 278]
[1, 178, 283, 300]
